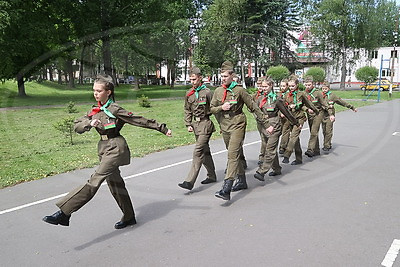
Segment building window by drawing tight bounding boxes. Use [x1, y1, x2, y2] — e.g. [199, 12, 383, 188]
[369, 50, 378, 59]
[391, 50, 398, 58]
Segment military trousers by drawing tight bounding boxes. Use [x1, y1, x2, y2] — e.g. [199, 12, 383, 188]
[306, 112, 323, 153]
[257, 122, 267, 161]
[279, 117, 290, 152]
[185, 134, 216, 184]
[56, 160, 135, 222]
[222, 129, 246, 180]
[258, 128, 282, 174]
[283, 118, 305, 162]
[321, 116, 334, 149]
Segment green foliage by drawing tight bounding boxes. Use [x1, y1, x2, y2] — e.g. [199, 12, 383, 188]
[138, 94, 151, 108]
[53, 116, 75, 145]
[266, 65, 290, 83]
[355, 66, 379, 85]
[305, 67, 326, 83]
[65, 101, 79, 113]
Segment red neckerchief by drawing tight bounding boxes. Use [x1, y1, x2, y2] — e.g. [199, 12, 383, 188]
[186, 83, 203, 97]
[88, 101, 103, 117]
[222, 84, 228, 102]
[259, 96, 267, 108]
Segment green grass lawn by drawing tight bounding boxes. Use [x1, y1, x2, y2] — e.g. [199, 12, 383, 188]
[0, 80, 194, 108]
[0, 80, 397, 188]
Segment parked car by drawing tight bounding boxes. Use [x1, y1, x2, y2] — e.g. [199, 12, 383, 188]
[360, 79, 399, 91]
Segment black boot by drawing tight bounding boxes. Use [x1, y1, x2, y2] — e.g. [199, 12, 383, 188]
[215, 179, 233, 200]
[42, 210, 71, 226]
[231, 174, 248, 192]
[254, 171, 265, 181]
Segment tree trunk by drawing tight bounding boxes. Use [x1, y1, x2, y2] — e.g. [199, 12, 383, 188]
[48, 65, 54, 81]
[170, 60, 175, 89]
[17, 75, 27, 97]
[340, 50, 347, 90]
[78, 45, 86, 85]
[167, 59, 171, 86]
[57, 68, 63, 84]
[42, 66, 47, 80]
[66, 58, 75, 88]
[134, 74, 140, 90]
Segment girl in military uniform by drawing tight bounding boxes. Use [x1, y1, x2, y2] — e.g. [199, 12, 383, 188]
[320, 81, 357, 152]
[282, 76, 318, 165]
[254, 78, 298, 181]
[43, 75, 172, 229]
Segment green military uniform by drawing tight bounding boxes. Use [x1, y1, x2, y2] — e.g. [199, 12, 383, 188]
[304, 87, 332, 156]
[283, 89, 318, 164]
[321, 90, 356, 150]
[56, 101, 169, 223]
[211, 83, 265, 180]
[277, 89, 290, 154]
[253, 90, 266, 163]
[183, 84, 216, 187]
[256, 92, 298, 177]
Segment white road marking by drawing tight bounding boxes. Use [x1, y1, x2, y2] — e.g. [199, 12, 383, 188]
[382, 239, 400, 267]
[0, 127, 310, 216]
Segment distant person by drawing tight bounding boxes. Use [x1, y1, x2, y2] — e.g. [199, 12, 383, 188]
[303, 76, 331, 158]
[178, 67, 217, 190]
[321, 81, 357, 152]
[43, 75, 172, 229]
[282, 75, 318, 165]
[254, 78, 298, 181]
[347, 78, 351, 88]
[277, 78, 290, 155]
[253, 76, 266, 166]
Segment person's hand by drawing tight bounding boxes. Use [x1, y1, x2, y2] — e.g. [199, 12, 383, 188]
[330, 115, 336, 122]
[221, 102, 231, 111]
[90, 119, 101, 127]
[280, 113, 285, 118]
[187, 126, 193, 132]
[266, 126, 274, 134]
[166, 129, 172, 137]
[289, 104, 295, 109]
[308, 109, 314, 114]
[353, 108, 358, 113]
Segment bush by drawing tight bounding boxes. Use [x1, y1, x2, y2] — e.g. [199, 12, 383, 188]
[138, 94, 151, 108]
[355, 66, 378, 85]
[53, 116, 75, 145]
[305, 67, 325, 83]
[266, 65, 290, 83]
[65, 101, 79, 113]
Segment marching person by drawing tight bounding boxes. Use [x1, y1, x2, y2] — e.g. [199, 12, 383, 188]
[254, 78, 298, 181]
[282, 75, 318, 165]
[253, 76, 266, 166]
[320, 81, 357, 152]
[178, 67, 217, 190]
[43, 75, 172, 229]
[277, 78, 290, 155]
[303, 76, 332, 158]
[210, 61, 267, 200]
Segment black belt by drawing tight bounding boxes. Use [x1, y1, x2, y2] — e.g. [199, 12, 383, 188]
[100, 133, 121, 141]
[193, 115, 210, 122]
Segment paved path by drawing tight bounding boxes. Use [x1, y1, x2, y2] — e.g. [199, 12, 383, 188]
[1, 100, 400, 266]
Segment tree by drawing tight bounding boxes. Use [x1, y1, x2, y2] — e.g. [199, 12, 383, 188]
[266, 65, 290, 83]
[355, 66, 378, 95]
[305, 67, 325, 83]
[309, 0, 396, 90]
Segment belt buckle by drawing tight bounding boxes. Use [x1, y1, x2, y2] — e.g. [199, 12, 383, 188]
[224, 113, 230, 119]
[101, 135, 109, 141]
[195, 117, 201, 122]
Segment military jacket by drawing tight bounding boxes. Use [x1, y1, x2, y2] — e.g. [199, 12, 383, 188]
[184, 87, 215, 135]
[74, 103, 168, 166]
[284, 90, 319, 121]
[323, 91, 355, 116]
[256, 95, 298, 131]
[210, 84, 266, 132]
[304, 88, 332, 118]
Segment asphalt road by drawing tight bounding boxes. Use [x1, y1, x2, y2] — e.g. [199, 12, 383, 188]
[1, 99, 400, 267]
